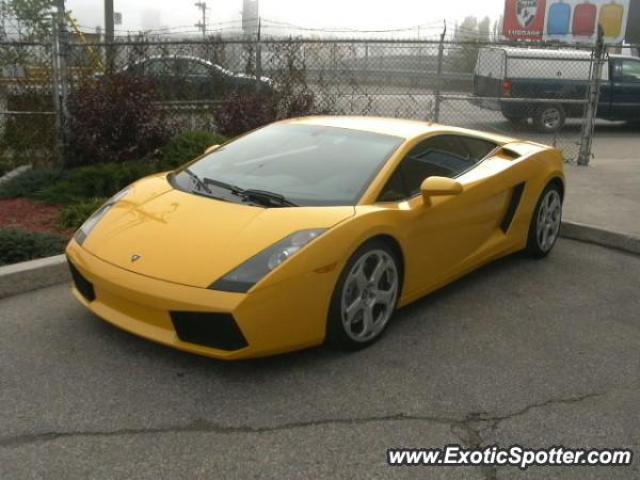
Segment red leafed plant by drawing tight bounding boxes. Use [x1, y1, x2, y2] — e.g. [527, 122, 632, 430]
[213, 89, 319, 138]
[66, 74, 170, 166]
[213, 90, 279, 138]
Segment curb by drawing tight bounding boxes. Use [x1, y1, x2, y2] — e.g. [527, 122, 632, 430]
[0, 222, 639, 301]
[0, 255, 69, 300]
[560, 221, 640, 256]
[0, 164, 32, 186]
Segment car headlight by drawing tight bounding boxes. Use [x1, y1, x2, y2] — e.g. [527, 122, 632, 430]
[74, 187, 131, 245]
[210, 229, 327, 293]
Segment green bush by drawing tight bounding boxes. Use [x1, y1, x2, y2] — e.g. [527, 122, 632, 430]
[1, 94, 57, 166]
[0, 160, 9, 177]
[160, 130, 227, 169]
[0, 168, 63, 200]
[0, 130, 227, 204]
[0, 228, 67, 266]
[59, 198, 107, 230]
[35, 162, 157, 204]
[0, 162, 155, 204]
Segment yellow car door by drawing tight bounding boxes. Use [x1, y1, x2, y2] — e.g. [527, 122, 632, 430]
[378, 134, 516, 300]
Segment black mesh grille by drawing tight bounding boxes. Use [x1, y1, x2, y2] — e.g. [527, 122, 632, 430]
[170, 312, 248, 351]
[67, 259, 96, 302]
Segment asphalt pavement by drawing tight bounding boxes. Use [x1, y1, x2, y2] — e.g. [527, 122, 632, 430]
[1, 238, 639, 479]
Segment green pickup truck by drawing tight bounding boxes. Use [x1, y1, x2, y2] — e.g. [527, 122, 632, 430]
[473, 46, 640, 132]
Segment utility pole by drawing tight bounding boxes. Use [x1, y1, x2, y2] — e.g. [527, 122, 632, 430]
[104, 0, 115, 72]
[195, 1, 207, 39]
[52, 0, 70, 167]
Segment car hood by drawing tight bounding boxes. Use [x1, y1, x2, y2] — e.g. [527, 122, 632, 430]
[82, 175, 355, 288]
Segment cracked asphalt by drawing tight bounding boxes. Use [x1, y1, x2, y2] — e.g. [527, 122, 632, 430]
[1, 238, 639, 479]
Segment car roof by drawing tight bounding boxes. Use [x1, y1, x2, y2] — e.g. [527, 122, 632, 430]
[280, 116, 516, 144]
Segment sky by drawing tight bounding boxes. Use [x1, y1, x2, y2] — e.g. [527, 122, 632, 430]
[66, 0, 505, 37]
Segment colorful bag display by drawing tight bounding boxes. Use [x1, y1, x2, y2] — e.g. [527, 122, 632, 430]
[573, 1, 597, 36]
[599, 1, 625, 38]
[547, 0, 572, 34]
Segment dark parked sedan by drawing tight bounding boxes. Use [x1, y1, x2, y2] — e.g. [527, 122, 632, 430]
[123, 55, 273, 101]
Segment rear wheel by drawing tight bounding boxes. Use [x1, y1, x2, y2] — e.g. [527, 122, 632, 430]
[526, 183, 563, 258]
[326, 240, 401, 350]
[533, 105, 566, 133]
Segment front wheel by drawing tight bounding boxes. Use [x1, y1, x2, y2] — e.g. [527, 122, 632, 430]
[326, 240, 401, 350]
[526, 183, 563, 258]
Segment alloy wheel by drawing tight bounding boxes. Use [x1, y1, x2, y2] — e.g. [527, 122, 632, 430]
[340, 250, 399, 343]
[536, 189, 562, 252]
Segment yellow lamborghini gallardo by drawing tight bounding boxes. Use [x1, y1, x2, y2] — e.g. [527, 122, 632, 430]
[66, 116, 565, 360]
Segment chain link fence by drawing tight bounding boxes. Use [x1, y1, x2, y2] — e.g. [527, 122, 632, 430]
[0, 41, 56, 171]
[0, 35, 619, 170]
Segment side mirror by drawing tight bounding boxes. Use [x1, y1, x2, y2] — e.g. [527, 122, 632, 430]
[204, 144, 221, 155]
[420, 176, 463, 205]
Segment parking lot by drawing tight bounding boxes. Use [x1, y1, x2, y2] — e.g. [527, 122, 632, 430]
[1, 239, 638, 479]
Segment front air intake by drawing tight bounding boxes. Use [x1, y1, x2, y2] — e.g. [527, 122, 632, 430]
[170, 312, 248, 351]
[67, 259, 96, 302]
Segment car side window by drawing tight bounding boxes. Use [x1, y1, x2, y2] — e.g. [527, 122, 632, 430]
[377, 135, 496, 201]
[179, 59, 211, 77]
[621, 60, 640, 82]
[127, 62, 144, 75]
[146, 59, 175, 76]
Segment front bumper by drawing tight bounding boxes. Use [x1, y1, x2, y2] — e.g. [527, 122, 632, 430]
[66, 240, 336, 360]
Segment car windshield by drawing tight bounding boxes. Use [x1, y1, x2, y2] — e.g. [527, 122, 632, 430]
[173, 124, 404, 207]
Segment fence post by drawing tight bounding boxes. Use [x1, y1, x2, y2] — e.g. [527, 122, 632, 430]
[433, 21, 446, 123]
[577, 26, 605, 166]
[104, 0, 115, 74]
[255, 17, 262, 92]
[52, 0, 70, 168]
[364, 41, 369, 78]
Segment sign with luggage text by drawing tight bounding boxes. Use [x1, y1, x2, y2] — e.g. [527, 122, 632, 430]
[503, 0, 630, 44]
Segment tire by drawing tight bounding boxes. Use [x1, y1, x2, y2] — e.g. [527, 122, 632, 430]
[326, 239, 402, 350]
[526, 183, 563, 258]
[533, 105, 566, 133]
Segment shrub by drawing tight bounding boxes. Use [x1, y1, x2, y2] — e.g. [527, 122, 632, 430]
[0, 130, 224, 204]
[280, 91, 318, 118]
[213, 91, 278, 138]
[59, 198, 107, 230]
[67, 73, 170, 166]
[0, 228, 67, 266]
[0, 168, 63, 200]
[214, 89, 320, 138]
[35, 161, 157, 204]
[1, 94, 57, 166]
[160, 130, 227, 169]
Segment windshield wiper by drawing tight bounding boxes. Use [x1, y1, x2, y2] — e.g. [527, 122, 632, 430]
[187, 173, 297, 208]
[201, 177, 244, 195]
[237, 189, 298, 208]
[184, 168, 212, 194]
